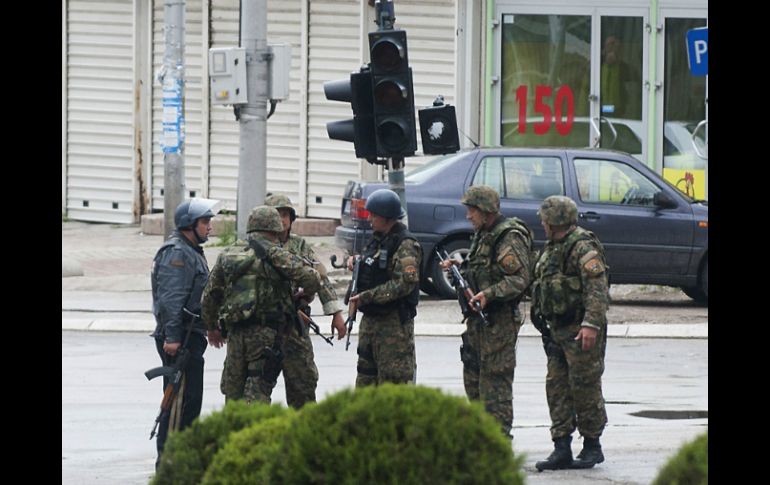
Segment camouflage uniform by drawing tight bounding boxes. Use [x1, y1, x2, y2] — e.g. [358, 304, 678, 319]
[355, 222, 422, 387]
[459, 186, 534, 436]
[278, 234, 342, 407]
[265, 194, 344, 408]
[532, 196, 610, 443]
[200, 207, 321, 405]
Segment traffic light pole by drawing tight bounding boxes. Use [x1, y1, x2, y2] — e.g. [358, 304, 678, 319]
[386, 156, 408, 227]
[236, 0, 269, 239]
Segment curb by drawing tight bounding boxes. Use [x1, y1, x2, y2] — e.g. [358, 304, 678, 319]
[62, 317, 708, 338]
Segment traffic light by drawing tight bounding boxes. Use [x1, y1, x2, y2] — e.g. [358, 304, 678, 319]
[418, 95, 460, 155]
[324, 68, 377, 160]
[368, 29, 417, 158]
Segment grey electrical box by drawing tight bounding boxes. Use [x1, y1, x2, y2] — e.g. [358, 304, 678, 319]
[268, 44, 291, 101]
[208, 47, 247, 105]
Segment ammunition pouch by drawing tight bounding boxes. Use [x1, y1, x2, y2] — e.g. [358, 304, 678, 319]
[356, 344, 377, 376]
[260, 346, 284, 383]
[460, 333, 479, 372]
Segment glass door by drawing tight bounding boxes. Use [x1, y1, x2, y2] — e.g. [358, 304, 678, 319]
[500, 13, 592, 148]
[498, 9, 648, 163]
[596, 16, 646, 161]
[658, 14, 708, 200]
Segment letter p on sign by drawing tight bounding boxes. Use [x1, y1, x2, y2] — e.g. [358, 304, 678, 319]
[686, 27, 708, 77]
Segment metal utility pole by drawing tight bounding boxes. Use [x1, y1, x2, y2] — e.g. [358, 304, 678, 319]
[161, 0, 186, 239]
[236, 0, 269, 239]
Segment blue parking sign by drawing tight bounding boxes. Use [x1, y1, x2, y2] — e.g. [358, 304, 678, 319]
[686, 27, 708, 76]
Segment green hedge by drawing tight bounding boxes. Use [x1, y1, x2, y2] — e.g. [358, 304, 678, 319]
[652, 431, 708, 485]
[265, 384, 524, 485]
[201, 414, 296, 485]
[151, 400, 289, 485]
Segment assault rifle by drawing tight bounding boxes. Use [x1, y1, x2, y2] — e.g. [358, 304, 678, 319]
[530, 306, 562, 359]
[343, 255, 361, 351]
[298, 309, 334, 346]
[145, 308, 197, 440]
[435, 248, 490, 327]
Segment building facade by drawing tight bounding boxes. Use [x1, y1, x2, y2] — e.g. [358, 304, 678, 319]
[62, 0, 707, 223]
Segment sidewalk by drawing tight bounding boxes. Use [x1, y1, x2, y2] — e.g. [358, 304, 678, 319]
[62, 221, 708, 338]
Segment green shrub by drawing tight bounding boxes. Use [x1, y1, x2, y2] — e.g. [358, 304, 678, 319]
[652, 431, 708, 485]
[151, 400, 288, 485]
[201, 413, 296, 485]
[266, 383, 524, 484]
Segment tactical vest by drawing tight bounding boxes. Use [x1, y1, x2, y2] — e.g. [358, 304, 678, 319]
[357, 223, 420, 319]
[215, 239, 294, 327]
[466, 216, 535, 306]
[532, 227, 605, 324]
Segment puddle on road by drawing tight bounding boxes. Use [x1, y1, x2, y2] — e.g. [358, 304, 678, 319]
[630, 410, 708, 420]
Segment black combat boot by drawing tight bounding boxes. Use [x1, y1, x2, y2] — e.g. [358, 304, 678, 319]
[571, 437, 604, 468]
[535, 435, 573, 471]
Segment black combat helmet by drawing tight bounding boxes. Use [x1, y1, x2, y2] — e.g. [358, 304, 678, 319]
[365, 189, 406, 219]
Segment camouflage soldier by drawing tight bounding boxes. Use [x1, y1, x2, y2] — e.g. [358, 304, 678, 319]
[264, 193, 346, 407]
[150, 198, 223, 468]
[532, 195, 610, 471]
[348, 189, 422, 386]
[441, 185, 534, 438]
[200, 205, 322, 406]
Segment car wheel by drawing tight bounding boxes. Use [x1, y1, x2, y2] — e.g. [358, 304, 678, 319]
[681, 286, 706, 302]
[431, 239, 471, 299]
[699, 258, 708, 302]
[420, 278, 438, 297]
[681, 258, 707, 304]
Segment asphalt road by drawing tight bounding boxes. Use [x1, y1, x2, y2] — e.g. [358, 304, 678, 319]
[62, 332, 707, 485]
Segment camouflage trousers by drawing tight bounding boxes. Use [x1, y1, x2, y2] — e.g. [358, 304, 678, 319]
[546, 322, 608, 440]
[461, 306, 522, 436]
[355, 309, 415, 387]
[221, 319, 318, 408]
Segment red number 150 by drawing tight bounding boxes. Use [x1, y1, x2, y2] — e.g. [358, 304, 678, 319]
[515, 85, 574, 136]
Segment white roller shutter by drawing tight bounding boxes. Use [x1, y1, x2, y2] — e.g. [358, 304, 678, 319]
[306, 0, 361, 219]
[151, 0, 205, 210]
[208, 0, 303, 212]
[305, 0, 457, 219]
[65, 0, 136, 223]
[395, 0, 458, 172]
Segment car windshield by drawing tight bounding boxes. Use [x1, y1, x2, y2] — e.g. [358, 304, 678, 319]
[405, 152, 468, 183]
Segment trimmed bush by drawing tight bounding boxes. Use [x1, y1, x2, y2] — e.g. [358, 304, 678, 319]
[652, 431, 708, 485]
[201, 413, 296, 485]
[266, 383, 524, 484]
[151, 400, 289, 485]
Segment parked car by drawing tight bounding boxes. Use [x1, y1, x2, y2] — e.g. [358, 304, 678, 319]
[334, 147, 708, 303]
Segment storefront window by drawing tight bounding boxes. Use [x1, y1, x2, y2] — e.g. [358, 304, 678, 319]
[500, 14, 591, 147]
[662, 18, 707, 200]
[599, 17, 644, 155]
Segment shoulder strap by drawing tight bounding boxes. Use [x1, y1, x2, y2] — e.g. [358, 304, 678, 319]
[561, 229, 597, 274]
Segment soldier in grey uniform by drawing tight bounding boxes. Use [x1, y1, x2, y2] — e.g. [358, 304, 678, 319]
[440, 185, 535, 438]
[264, 193, 346, 407]
[347, 189, 422, 386]
[531, 195, 610, 471]
[150, 198, 223, 467]
[200, 206, 322, 405]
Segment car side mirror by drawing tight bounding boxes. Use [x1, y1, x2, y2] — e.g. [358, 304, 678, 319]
[653, 191, 678, 209]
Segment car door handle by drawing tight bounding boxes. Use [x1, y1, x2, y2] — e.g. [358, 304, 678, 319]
[579, 211, 601, 221]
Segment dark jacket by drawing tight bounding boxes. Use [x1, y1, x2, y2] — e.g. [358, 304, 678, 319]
[151, 231, 210, 342]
